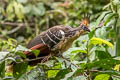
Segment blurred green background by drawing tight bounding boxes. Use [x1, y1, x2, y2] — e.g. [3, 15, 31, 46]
[0, 0, 108, 44]
[0, 0, 120, 80]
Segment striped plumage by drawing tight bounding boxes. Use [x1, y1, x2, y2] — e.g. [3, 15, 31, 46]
[27, 24, 90, 50]
[27, 25, 73, 49]
[25, 25, 76, 62]
[6, 18, 90, 72]
[24, 24, 90, 65]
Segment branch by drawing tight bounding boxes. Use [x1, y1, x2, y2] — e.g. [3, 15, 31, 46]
[7, 24, 23, 34]
[86, 70, 120, 78]
[112, 75, 120, 79]
[60, 55, 80, 69]
[44, 68, 61, 70]
[15, 56, 46, 64]
[0, 22, 34, 27]
[0, 22, 35, 34]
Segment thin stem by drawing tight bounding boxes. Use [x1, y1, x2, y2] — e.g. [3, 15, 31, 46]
[15, 56, 46, 64]
[86, 41, 91, 80]
[86, 41, 90, 63]
[61, 55, 80, 69]
[7, 24, 23, 34]
[0, 22, 34, 27]
[35, 19, 39, 36]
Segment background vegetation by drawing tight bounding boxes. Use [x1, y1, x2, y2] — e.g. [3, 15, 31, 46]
[0, 0, 120, 80]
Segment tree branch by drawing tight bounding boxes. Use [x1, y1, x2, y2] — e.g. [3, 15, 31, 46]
[7, 24, 23, 34]
[0, 22, 34, 27]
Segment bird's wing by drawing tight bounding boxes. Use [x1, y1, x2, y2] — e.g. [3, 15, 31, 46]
[24, 25, 72, 56]
[24, 43, 48, 56]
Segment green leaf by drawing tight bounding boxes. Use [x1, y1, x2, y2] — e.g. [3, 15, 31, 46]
[103, 3, 111, 10]
[96, 11, 111, 26]
[16, 3, 24, 21]
[104, 13, 117, 26]
[16, 51, 26, 59]
[112, 0, 120, 5]
[112, 76, 120, 80]
[17, 0, 27, 3]
[114, 64, 120, 71]
[16, 45, 30, 52]
[54, 69, 70, 80]
[97, 70, 120, 76]
[18, 66, 46, 80]
[6, 1, 15, 20]
[0, 52, 9, 60]
[71, 75, 87, 80]
[24, 4, 32, 14]
[32, 5, 41, 16]
[32, 3, 45, 16]
[96, 51, 112, 60]
[73, 68, 85, 76]
[37, 3, 45, 16]
[31, 50, 40, 57]
[95, 27, 107, 38]
[0, 61, 5, 78]
[70, 49, 87, 61]
[116, 28, 120, 56]
[71, 50, 87, 54]
[8, 38, 17, 46]
[88, 29, 96, 39]
[86, 59, 120, 70]
[90, 37, 113, 48]
[94, 74, 110, 80]
[14, 2, 24, 21]
[13, 62, 28, 79]
[48, 63, 61, 78]
[61, 71, 76, 80]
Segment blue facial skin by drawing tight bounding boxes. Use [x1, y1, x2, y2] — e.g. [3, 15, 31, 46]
[81, 25, 90, 32]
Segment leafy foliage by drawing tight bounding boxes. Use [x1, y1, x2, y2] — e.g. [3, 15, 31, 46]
[94, 74, 110, 80]
[0, 0, 120, 80]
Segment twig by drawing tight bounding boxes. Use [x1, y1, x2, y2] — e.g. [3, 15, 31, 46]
[86, 41, 91, 80]
[112, 75, 120, 79]
[7, 24, 23, 34]
[83, 71, 92, 80]
[0, 22, 35, 34]
[60, 55, 80, 69]
[0, 22, 34, 27]
[46, 10, 67, 17]
[86, 70, 120, 79]
[44, 68, 61, 70]
[15, 56, 46, 64]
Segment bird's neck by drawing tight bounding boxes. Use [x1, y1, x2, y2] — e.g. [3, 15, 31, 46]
[72, 26, 82, 32]
[60, 27, 84, 53]
[65, 26, 83, 37]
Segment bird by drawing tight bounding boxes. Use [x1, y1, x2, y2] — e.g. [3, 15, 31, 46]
[6, 18, 90, 72]
[24, 18, 90, 64]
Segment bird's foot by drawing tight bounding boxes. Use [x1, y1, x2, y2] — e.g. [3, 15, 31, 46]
[41, 54, 51, 63]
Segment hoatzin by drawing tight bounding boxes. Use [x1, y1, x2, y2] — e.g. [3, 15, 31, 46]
[6, 18, 90, 72]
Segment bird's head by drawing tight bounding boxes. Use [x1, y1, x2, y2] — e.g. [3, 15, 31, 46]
[69, 18, 90, 39]
[74, 17, 90, 33]
[80, 17, 90, 32]
[80, 24, 90, 32]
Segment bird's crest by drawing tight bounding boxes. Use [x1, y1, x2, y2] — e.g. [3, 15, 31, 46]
[81, 14, 90, 27]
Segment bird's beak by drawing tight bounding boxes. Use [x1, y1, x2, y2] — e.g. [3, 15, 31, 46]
[86, 27, 90, 32]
